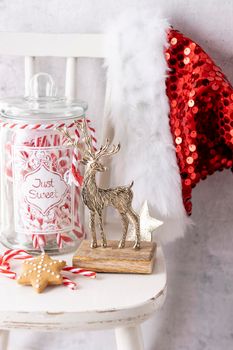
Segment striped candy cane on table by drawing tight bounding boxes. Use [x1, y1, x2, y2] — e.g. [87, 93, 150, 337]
[62, 276, 78, 290]
[62, 265, 96, 290]
[0, 249, 96, 290]
[0, 249, 32, 263]
[63, 266, 96, 278]
[0, 249, 33, 279]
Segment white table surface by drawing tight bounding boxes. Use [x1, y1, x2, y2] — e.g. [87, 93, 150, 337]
[0, 244, 167, 331]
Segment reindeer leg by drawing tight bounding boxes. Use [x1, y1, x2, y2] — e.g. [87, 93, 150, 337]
[97, 210, 107, 248]
[90, 211, 97, 248]
[118, 212, 129, 249]
[128, 209, 140, 249]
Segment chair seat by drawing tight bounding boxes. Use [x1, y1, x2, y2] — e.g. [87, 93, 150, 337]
[0, 243, 166, 332]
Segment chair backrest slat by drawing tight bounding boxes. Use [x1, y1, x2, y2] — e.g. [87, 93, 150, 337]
[0, 33, 106, 57]
[0, 32, 106, 97]
[24, 56, 36, 96]
[65, 57, 77, 99]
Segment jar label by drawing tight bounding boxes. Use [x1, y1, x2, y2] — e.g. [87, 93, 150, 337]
[13, 146, 74, 234]
[22, 164, 68, 214]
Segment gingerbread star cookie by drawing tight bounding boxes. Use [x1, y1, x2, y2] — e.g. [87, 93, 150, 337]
[17, 253, 66, 293]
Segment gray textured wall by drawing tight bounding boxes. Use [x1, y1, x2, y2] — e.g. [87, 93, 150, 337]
[1, 1, 233, 349]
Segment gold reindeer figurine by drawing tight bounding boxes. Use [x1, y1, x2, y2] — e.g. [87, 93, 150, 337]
[81, 139, 140, 249]
[58, 120, 140, 250]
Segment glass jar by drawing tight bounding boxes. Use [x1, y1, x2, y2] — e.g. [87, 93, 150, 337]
[0, 73, 87, 254]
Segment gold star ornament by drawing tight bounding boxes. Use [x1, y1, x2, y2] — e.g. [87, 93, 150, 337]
[18, 253, 66, 293]
[128, 200, 163, 241]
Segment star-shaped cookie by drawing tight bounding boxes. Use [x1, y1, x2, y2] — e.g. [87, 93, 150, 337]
[18, 253, 66, 293]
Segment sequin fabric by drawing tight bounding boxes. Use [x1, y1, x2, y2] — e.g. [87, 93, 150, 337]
[166, 29, 233, 215]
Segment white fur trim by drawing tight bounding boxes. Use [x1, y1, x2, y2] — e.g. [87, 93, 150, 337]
[104, 9, 190, 243]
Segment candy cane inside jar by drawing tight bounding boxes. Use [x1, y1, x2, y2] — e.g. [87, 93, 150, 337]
[0, 73, 87, 254]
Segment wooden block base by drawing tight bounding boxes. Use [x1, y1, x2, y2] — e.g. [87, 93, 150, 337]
[73, 240, 157, 274]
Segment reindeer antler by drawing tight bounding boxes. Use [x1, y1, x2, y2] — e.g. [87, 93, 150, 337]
[95, 140, 120, 161]
[58, 119, 120, 165]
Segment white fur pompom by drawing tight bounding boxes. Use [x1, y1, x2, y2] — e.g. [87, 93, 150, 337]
[103, 9, 190, 243]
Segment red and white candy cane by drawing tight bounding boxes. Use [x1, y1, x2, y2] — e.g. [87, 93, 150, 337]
[71, 127, 83, 187]
[70, 118, 97, 188]
[86, 119, 97, 151]
[63, 266, 96, 279]
[0, 249, 32, 279]
[72, 186, 85, 240]
[0, 267, 16, 279]
[56, 232, 73, 249]
[62, 276, 78, 290]
[71, 119, 97, 187]
[61, 266, 96, 290]
[0, 249, 96, 290]
[0, 249, 32, 264]
[32, 234, 46, 250]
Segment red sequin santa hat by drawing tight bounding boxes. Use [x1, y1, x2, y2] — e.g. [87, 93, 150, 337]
[104, 11, 233, 243]
[166, 29, 233, 216]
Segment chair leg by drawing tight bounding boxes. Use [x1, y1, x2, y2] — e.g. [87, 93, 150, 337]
[115, 325, 144, 350]
[0, 330, 9, 350]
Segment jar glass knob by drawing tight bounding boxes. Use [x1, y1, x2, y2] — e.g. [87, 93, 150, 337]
[27, 73, 57, 99]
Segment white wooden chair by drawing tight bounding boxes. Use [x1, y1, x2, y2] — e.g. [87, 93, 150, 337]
[0, 32, 167, 350]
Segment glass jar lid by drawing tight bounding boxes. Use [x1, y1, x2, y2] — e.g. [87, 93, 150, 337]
[0, 73, 87, 122]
